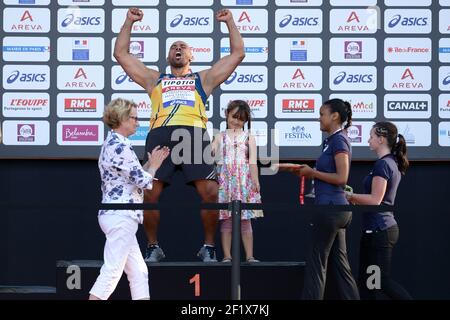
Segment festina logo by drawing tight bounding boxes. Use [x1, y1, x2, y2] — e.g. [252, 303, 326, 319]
[387, 101, 428, 111]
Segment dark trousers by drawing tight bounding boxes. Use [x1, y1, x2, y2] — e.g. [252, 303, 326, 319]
[302, 211, 360, 300]
[358, 224, 412, 300]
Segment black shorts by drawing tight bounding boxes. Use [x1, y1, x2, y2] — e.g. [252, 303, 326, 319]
[143, 126, 217, 185]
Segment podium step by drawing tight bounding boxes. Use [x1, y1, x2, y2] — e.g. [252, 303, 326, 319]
[56, 260, 306, 300]
[0, 286, 56, 300]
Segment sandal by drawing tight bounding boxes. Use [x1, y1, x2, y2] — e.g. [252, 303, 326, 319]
[222, 258, 232, 263]
[246, 257, 260, 263]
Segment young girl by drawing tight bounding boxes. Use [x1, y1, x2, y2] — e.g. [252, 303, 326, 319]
[346, 122, 412, 300]
[212, 100, 263, 263]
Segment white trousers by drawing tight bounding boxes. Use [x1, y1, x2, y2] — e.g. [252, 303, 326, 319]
[89, 214, 150, 300]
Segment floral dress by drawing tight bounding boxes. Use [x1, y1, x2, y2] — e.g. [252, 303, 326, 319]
[217, 131, 263, 220]
[98, 130, 154, 224]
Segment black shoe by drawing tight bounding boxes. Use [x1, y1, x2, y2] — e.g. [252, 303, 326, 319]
[197, 245, 217, 262]
[145, 245, 165, 262]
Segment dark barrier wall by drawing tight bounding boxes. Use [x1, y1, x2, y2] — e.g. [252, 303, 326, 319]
[0, 159, 449, 299]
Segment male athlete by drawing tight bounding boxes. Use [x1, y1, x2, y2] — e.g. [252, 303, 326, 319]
[114, 7, 245, 262]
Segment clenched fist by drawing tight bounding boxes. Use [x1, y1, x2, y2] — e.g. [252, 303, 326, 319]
[216, 9, 233, 23]
[127, 7, 143, 23]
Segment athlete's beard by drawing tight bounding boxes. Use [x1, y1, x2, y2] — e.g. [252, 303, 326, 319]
[168, 51, 186, 66]
[170, 59, 186, 68]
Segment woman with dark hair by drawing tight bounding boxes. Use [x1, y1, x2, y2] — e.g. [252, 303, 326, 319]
[346, 121, 412, 300]
[283, 98, 359, 300]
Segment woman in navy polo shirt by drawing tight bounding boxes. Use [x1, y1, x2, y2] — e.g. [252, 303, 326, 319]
[346, 122, 412, 300]
[296, 98, 359, 300]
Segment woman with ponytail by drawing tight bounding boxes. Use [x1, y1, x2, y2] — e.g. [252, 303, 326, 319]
[291, 98, 360, 299]
[346, 121, 412, 300]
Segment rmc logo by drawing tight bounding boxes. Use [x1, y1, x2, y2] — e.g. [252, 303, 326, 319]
[279, 15, 319, 28]
[224, 72, 264, 85]
[170, 14, 210, 28]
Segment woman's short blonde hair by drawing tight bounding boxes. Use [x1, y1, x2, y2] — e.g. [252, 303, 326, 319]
[103, 98, 136, 129]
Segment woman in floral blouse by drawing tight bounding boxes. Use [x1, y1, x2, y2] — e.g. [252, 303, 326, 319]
[89, 98, 169, 300]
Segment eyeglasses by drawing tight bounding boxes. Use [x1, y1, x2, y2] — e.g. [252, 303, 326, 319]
[129, 116, 139, 122]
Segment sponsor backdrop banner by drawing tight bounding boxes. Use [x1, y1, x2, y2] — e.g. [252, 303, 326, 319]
[1, 0, 449, 160]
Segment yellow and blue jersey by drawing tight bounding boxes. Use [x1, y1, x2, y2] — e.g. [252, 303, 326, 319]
[150, 72, 208, 129]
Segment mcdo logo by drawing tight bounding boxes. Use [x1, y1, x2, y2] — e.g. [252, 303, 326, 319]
[170, 14, 209, 27]
[7, 70, 46, 84]
[224, 72, 264, 85]
[61, 14, 101, 27]
[279, 15, 319, 28]
[388, 15, 427, 28]
[333, 72, 373, 84]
